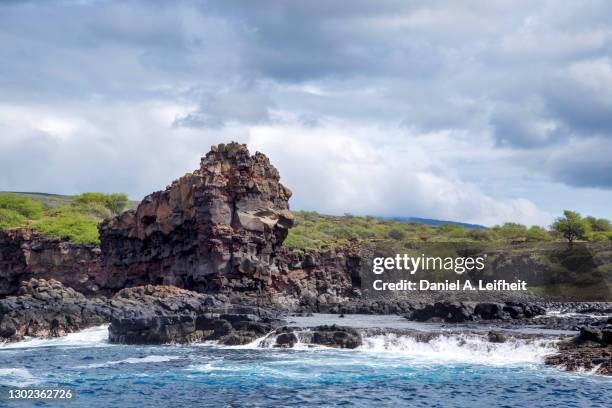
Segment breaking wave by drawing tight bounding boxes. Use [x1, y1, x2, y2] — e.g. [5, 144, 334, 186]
[359, 332, 557, 365]
[234, 329, 557, 366]
[0, 325, 109, 350]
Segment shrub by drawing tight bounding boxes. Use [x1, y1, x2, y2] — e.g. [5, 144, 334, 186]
[468, 229, 494, 241]
[585, 216, 611, 232]
[0, 193, 44, 219]
[73, 192, 128, 216]
[526, 226, 552, 242]
[493, 223, 527, 241]
[590, 232, 609, 242]
[0, 208, 27, 230]
[34, 212, 100, 244]
[388, 228, 406, 240]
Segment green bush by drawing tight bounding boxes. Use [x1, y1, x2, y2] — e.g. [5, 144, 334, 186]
[73, 192, 128, 215]
[0, 193, 44, 219]
[526, 226, 552, 242]
[0, 208, 27, 230]
[493, 222, 527, 241]
[388, 228, 406, 240]
[34, 212, 100, 244]
[589, 232, 610, 242]
[468, 229, 494, 241]
[585, 216, 611, 232]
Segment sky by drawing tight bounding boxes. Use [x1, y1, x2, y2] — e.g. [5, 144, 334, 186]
[1, 0, 611, 227]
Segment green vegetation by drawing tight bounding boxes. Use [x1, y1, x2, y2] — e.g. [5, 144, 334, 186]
[0, 193, 45, 219]
[526, 226, 552, 242]
[74, 192, 128, 215]
[285, 210, 612, 251]
[552, 210, 591, 244]
[2, 190, 612, 251]
[0, 192, 131, 244]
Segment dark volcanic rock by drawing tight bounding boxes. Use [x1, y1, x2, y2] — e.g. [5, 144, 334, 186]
[270, 325, 362, 349]
[99, 142, 294, 295]
[310, 325, 362, 349]
[546, 325, 612, 375]
[0, 279, 284, 345]
[0, 278, 112, 341]
[0, 229, 102, 296]
[408, 301, 545, 323]
[108, 285, 284, 345]
[275, 332, 298, 348]
[578, 326, 603, 343]
[474, 302, 505, 320]
[487, 331, 507, 343]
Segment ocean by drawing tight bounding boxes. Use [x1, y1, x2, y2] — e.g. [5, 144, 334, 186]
[0, 315, 610, 407]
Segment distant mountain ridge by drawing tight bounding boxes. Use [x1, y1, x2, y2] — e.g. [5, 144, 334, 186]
[382, 216, 488, 230]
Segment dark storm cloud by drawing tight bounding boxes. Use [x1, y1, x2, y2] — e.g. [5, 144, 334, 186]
[548, 139, 612, 188]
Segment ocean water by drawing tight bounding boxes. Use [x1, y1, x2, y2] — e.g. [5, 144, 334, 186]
[0, 318, 611, 408]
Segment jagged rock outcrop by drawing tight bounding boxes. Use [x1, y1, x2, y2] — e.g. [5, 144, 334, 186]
[267, 325, 363, 349]
[546, 325, 612, 375]
[406, 301, 545, 323]
[0, 229, 102, 296]
[0, 278, 284, 345]
[108, 285, 284, 345]
[0, 278, 112, 341]
[99, 142, 294, 294]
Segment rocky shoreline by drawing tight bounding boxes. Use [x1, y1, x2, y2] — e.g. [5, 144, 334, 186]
[1, 143, 611, 376]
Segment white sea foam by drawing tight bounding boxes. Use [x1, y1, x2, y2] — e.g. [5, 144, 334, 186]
[219, 329, 557, 367]
[359, 333, 557, 365]
[77, 355, 181, 368]
[0, 325, 110, 349]
[540, 311, 612, 319]
[0, 368, 40, 387]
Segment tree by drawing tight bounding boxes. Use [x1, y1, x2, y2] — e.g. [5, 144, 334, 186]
[105, 193, 128, 215]
[552, 210, 590, 244]
[584, 216, 611, 232]
[73, 192, 128, 216]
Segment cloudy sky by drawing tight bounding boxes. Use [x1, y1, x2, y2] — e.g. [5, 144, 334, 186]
[1, 0, 611, 226]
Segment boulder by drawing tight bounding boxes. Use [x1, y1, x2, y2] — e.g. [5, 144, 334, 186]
[487, 331, 507, 343]
[275, 332, 298, 348]
[474, 303, 506, 320]
[578, 326, 603, 343]
[310, 325, 362, 349]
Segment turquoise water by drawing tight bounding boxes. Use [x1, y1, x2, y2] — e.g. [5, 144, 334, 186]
[0, 324, 610, 407]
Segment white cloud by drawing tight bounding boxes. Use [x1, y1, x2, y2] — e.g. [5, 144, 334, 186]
[248, 123, 551, 226]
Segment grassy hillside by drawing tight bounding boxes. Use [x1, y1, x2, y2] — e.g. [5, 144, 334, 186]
[2, 192, 612, 250]
[4, 192, 140, 210]
[284, 211, 612, 252]
[0, 192, 134, 244]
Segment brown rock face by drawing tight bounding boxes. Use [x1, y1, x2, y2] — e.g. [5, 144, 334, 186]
[0, 228, 102, 296]
[99, 142, 294, 294]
